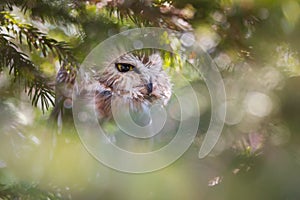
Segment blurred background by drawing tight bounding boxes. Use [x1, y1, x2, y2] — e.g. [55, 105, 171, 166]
[1, 0, 300, 199]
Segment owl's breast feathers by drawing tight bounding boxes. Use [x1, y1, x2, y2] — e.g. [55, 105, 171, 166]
[94, 83, 113, 118]
[93, 81, 151, 118]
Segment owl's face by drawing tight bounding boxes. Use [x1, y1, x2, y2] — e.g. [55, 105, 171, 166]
[98, 52, 172, 106]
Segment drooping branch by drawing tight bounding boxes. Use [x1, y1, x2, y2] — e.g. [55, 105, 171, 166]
[0, 11, 77, 66]
[0, 11, 80, 112]
[84, 0, 194, 31]
[0, 33, 55, 112]
[0, 0, 78, 24]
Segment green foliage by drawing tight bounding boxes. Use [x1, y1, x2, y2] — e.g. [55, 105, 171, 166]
[0, 0, 77, 23]
[0, 12, 76, 61]
[0, 33, 54, 112]
[0, 183, 62, 200]
[0, 9, 78, 112]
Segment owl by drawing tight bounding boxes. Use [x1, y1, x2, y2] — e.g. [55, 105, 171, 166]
[52, 52, 172, 126]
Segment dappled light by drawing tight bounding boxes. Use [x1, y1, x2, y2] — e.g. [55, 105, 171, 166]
[1, 0, 300, 200]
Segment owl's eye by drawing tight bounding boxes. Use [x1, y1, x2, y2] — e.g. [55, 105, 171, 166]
[115, 63, 135, 72]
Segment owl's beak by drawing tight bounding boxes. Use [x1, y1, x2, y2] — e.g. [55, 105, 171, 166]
[146, 82, 153, 94]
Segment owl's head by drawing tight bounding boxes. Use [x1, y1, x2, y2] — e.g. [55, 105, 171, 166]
[98, 52, 172, 106]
